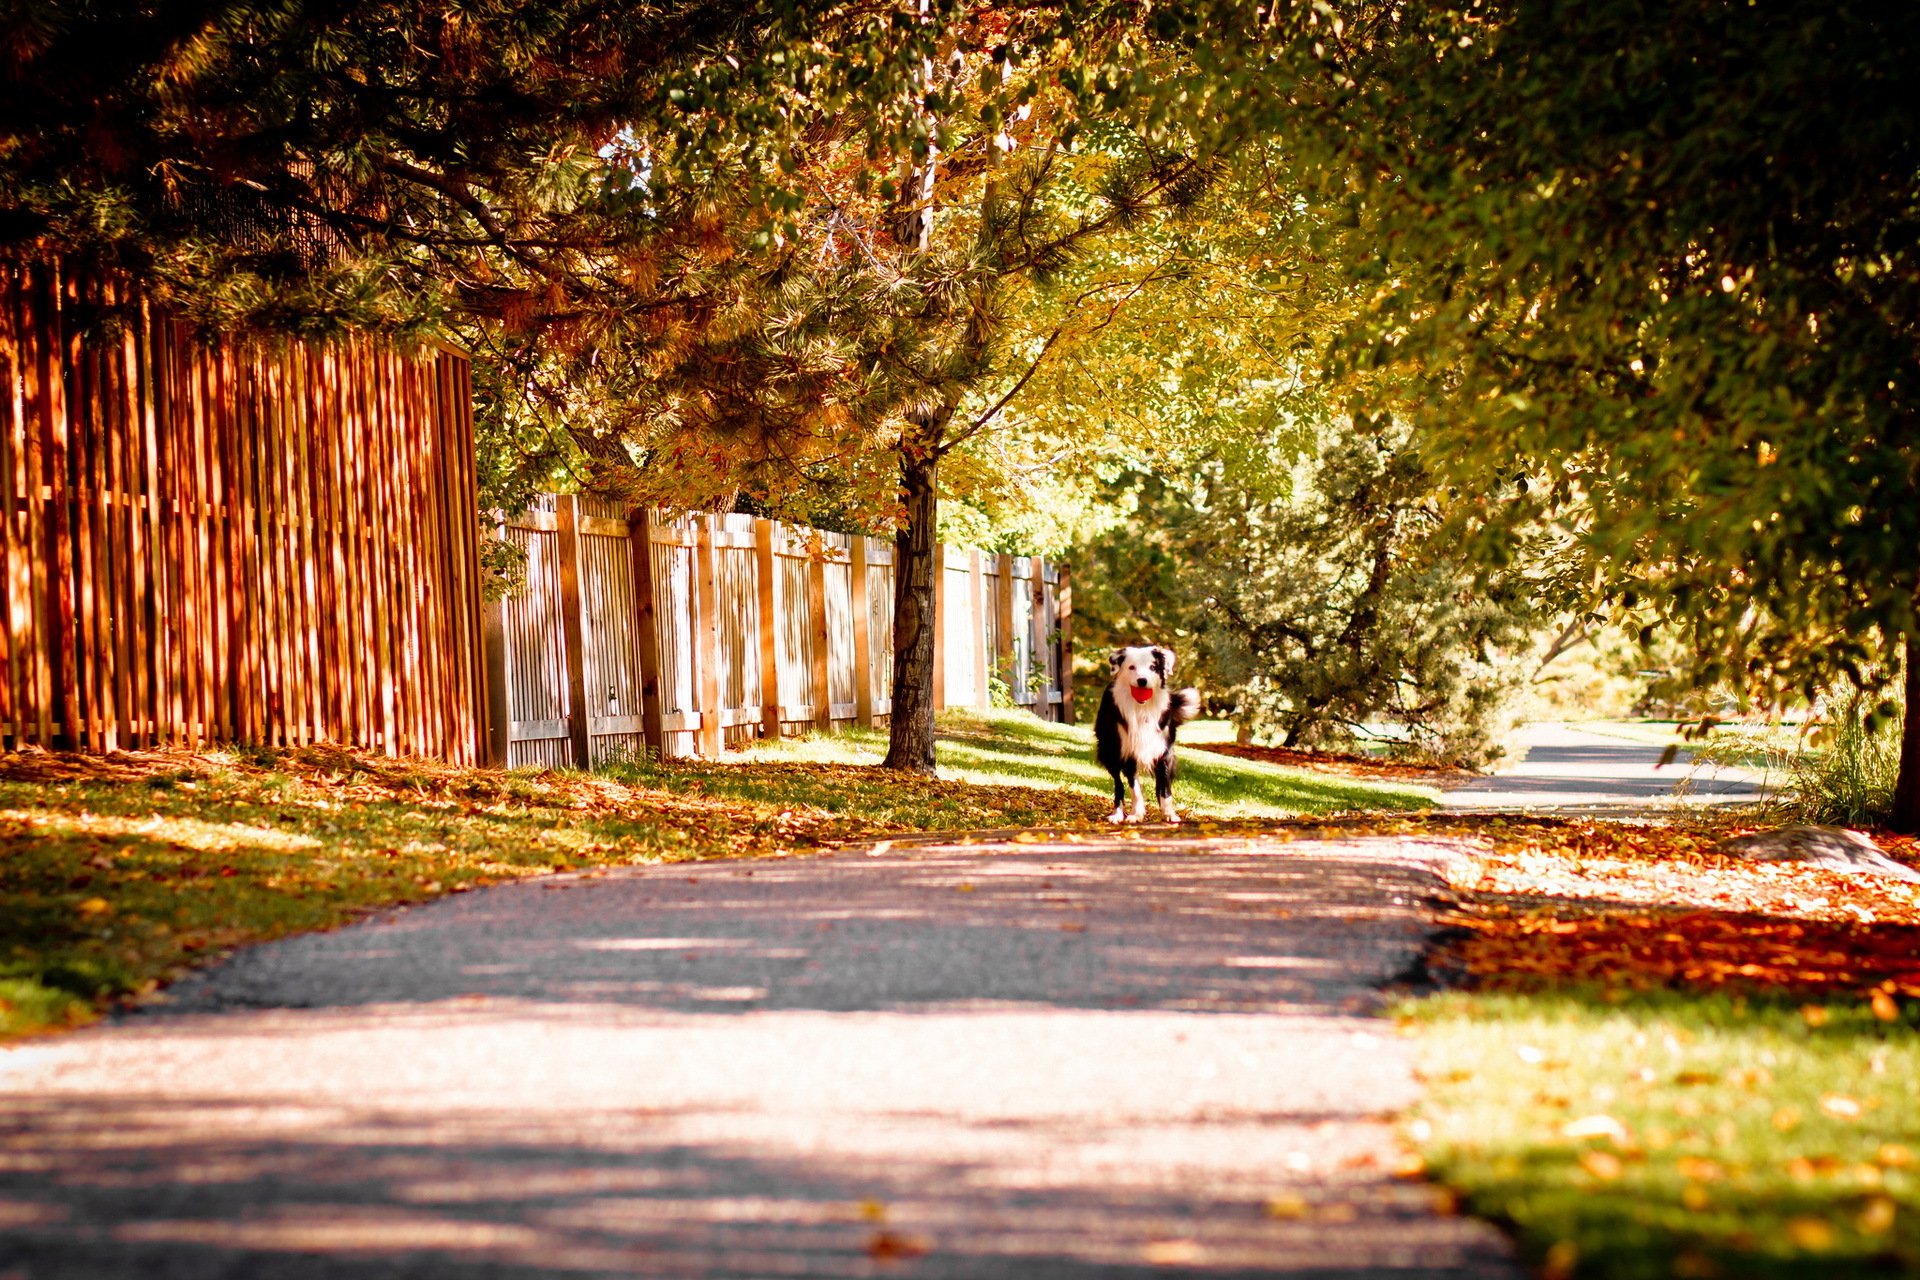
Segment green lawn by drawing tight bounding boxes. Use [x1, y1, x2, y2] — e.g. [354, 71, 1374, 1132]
[734, 708, 1440, 819]
[1405, 986, 1920, 1280]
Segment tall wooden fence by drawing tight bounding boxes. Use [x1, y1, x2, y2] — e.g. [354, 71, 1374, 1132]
[0, 259, 486, 761]
[494, 496, 1072, 766]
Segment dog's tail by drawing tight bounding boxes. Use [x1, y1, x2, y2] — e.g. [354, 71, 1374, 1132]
[1168, 688, 1201, 725]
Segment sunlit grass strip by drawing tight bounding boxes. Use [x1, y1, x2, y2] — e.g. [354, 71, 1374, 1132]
[736, 709, 1440, 818]
[1403, 988, 1920, 1280]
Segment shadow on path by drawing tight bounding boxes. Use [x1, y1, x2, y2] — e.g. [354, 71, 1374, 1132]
[0, 837, 1521, 1279]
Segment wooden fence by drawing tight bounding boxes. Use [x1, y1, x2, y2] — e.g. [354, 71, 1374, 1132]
[493, 496, 1072, 766]
[0, 258, 487, 761]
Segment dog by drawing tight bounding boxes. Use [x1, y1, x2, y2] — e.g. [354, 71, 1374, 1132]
[1094, 645, 1201, 824]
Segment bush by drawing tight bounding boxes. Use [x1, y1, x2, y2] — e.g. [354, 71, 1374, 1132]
[1767, 699, 1902, 827]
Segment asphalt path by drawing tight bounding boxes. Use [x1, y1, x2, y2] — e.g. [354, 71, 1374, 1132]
[0, 833, 1521, 1280]
[1438, 722, 1768, 815]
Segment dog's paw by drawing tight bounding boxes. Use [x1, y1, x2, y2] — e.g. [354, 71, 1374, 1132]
[1106, 808, 1127, 825]
[1161, 811, 1182, 826]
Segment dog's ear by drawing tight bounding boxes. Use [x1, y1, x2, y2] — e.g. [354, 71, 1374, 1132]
[1153, 646, 1176, 679]
[1108, 648, 1128, 672]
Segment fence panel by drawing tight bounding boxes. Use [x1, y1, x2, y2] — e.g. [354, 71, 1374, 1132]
[490, 506, 1065, 764]
[712, 513, 762, 748]
[865, 537, 895, 722]
[649, 513, 701, 758]
[940, 545, 977, 709]
[575, 496, 647, 767]
[0, 258, 485, 760]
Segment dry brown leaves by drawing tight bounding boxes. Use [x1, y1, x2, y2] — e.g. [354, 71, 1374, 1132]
[1429, 816, 1920, 1001]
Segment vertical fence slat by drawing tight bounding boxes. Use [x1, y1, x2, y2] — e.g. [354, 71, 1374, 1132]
[555, 494, 591, 768]
[807, 537, 830, 732]
[0, 264, 19, 742]
[631, 508, 665, 756]
[694, 514, 723, 757]
[1058, 563, 1074, 724]
[753, 517, 780, 743]
[851, 538, 873, 728]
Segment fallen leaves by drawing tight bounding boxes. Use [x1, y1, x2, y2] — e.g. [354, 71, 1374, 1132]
[1424, 814, 1920, 1007]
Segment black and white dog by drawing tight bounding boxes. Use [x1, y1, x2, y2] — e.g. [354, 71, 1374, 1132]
[1095, 645, 1201, 824]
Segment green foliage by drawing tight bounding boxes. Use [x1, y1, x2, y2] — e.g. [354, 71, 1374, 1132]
[1766, 700, 1905, 830]
[1078, 431, 1538, 768]
[1161, 0, 1920, 709]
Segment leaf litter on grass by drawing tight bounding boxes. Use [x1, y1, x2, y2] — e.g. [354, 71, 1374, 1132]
[1395, 812, 1920, 1280]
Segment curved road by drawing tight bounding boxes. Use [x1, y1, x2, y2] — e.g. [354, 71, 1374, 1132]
[0, 834, 1519, 1280]
[1439, 722, 1768, 815]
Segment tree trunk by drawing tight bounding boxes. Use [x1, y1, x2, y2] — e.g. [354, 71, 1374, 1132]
[1892, 629, 1920, 833]
[882, 443, 940, 773]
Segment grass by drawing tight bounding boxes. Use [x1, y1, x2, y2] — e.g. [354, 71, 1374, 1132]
[1404, 985, 1920, 1279]
[0, 711, 1431, 1040]
[735, 709, 1441, 818]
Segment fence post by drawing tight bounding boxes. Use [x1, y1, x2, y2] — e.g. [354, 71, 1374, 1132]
[629, 507, 666, 757]
[968, 549, 988, 711]
[807, 535, 831, 731]
[931, 542, 945, 711]
[851, 537, 874, 727]
[754, 517, 781, 742]
[1031, 558, 1049, 721]
[554, 494, 592, 767]
[1058, 562, 1074, 724]
[994, 553, 1015, 706]
[693, 513, 723, 757]
[481, 598, 510, 765]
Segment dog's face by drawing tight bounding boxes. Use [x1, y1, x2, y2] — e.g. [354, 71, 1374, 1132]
[1109, 645, 1175, 698]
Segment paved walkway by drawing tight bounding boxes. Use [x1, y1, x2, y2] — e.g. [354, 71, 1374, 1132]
[0, 835, 1520, 1279]
[1438, 722, 1769, 815]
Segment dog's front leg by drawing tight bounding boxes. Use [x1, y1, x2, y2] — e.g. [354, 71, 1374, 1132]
[1107, 767, 1129, 824]
[1128, 762, 1148, 824]
[1154, 753, 1179, 824]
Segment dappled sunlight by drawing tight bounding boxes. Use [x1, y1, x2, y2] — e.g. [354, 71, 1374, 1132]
[0, 837, 1517, 1277]
[0, 808, 325, 855]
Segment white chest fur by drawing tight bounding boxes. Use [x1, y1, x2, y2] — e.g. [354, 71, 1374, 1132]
[1115, 692, 1171, 765]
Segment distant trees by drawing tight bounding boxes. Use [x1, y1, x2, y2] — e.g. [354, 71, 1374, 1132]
[1125, 0, 1920, 824]
[14, 0, 1917, 820]
[1079, 431, 1537, 767]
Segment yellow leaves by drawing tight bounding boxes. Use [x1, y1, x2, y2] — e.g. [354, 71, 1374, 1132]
[1561, 1114, 1628, 1143]
[864, 1230, 929, 1261]
[1263, 1192, 1308, 1219]
[1576, 1150, 1624, 1181]
[1876, 1142, 1912, 1168]
[1816, 1093, 1863, 1120]
[1675, 1156, 1723, 1182]
[1540, 1240, 1579, 1279]
[75, 897, 112, 918]
[1869, 988, 1900, 1021]
[1140, 1239, 1203, 1265]
[1800, 1004, 1831, 1028]
[1858, 1195, 1897, 1235]
[1783, 1216, 1834, 1251]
